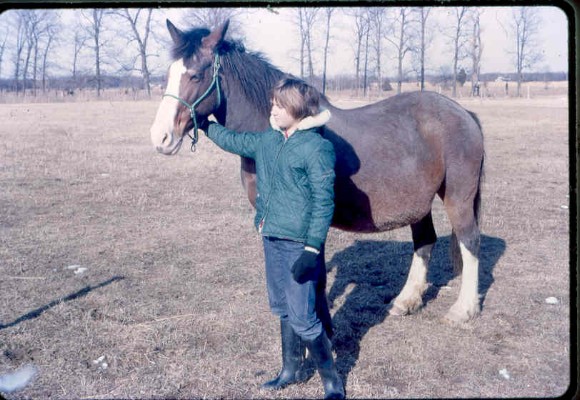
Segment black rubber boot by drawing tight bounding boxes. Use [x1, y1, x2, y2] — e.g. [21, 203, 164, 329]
[304, 331, 345, 400]
[262, 319, 306, 390]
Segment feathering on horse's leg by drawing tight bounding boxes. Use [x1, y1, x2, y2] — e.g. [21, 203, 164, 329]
[390, 213, 436, 316]
[444, 203, 481, 324]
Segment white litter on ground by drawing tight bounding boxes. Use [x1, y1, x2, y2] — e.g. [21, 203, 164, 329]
[499, 368, 510, 380]
[545, 297, 559, 305]
[93, 356, 108, 370]
[66, 265, 88, 274]
[0, 365, 37, 393]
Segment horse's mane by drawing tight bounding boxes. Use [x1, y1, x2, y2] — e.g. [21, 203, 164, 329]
[172, 26, 286, 117]
[219, 42, 286, 116]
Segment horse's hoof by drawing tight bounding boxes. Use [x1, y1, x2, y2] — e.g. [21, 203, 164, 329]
[388, 302, 410, 316]
[389, 301, 421, 317]
[444, 303, 480, 324]
[389, 295, 424, 316]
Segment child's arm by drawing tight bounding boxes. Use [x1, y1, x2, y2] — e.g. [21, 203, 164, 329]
[304, 139, 336, 251]
[205, 122, 260, 159]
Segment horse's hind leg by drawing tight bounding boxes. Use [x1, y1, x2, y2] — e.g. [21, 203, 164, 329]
[444, 199, 481, 323]
[389, 212, 436, 316]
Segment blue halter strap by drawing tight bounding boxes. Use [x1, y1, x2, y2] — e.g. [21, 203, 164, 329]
[163, 54, 222, 152]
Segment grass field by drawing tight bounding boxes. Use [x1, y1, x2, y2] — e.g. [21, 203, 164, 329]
[0, 90, 572, 398]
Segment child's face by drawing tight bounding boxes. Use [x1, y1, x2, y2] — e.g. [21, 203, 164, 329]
[271, 100, 299, 131]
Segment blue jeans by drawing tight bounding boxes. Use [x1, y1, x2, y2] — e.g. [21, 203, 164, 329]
[262, 236, 330, 341]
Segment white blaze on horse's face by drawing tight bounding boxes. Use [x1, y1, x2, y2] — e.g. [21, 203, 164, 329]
[150, 59, 187, 155]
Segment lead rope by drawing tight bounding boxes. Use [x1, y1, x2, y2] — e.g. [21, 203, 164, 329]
[163, 54, 221, 152]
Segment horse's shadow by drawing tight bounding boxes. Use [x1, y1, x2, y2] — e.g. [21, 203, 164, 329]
[326, 234, 505, 383]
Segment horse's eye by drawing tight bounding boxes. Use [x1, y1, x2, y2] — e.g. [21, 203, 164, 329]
[187, 69, 202, 82]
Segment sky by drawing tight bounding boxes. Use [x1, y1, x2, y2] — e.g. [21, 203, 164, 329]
[0, 5, 569, 80]
[166, 5, 569, 77]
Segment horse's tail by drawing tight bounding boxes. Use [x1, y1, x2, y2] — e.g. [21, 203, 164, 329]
[475, 153, 484, 225]
[451, 112, 484, 275]
[470, 110, 484, 226]
[467, 110, 483, 132]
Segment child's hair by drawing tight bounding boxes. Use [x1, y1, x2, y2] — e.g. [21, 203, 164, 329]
[271, 77, 320, 120]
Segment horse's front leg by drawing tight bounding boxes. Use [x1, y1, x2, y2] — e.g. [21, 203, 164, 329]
[389, 214, 436, 316]
[389, 244, 433, 315]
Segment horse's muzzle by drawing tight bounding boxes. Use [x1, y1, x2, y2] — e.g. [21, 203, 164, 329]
[151, 128, 183, 155]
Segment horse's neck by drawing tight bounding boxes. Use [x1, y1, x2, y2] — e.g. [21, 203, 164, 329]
[220, 51, 282, 132]
[321, 96, 343, 115]
[221, 83, 271, 131]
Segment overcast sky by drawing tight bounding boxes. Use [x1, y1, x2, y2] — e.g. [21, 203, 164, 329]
[0, 6, 569, 80]
[166, 6, 568, 77]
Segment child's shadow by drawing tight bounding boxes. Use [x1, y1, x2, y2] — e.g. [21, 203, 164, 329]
[326, 235, 505, 384]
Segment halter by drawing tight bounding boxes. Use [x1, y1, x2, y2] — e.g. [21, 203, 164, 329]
[163, 54, 222, 152]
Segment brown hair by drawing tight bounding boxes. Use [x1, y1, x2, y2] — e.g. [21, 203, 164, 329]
[271, 77, 320, 120]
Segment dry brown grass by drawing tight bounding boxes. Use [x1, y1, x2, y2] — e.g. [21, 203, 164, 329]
[0, 90, 571, 398]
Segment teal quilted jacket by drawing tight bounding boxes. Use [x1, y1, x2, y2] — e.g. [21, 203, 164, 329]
[205, 111, 335, 250]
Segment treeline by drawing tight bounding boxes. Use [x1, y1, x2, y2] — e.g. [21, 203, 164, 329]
[0, 7, 565, 100]
[0, 71, 566, 96]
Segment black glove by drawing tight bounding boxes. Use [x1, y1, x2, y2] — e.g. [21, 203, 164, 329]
[291, 250, 319, 283]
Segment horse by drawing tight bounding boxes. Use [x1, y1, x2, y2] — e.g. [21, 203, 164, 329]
[150, 20, 485, 324]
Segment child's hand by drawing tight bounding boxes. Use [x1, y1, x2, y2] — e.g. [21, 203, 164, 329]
[291, 250, 318, 283]
[198, 117, 211, 133]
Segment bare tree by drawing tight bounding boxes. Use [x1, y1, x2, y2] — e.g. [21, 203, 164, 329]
[321, 8, 335, 94]
[347, 8, 369, 96]
[0, 30, 7, 80]
[111, 8, 156, 97]
[509, 6, 543, 96]
[21, 11, 35, 95]
[412, 7, 432, 91]
[12, 10, 59, 96]
[81, 9, 108, 97]
[71, 26, 88, 89]
[448, 7, 471, 97]
[11, 11, 26, 93]
[385, 7, 414, 94]
[297, 9, 306, 78]
[180, 8, 246, 39]
[362, 11, 371, 97]
[39, 12, 60, 93]
[10, 10, 48, 95]
[294, 8, 318, 83]
[345, 8, 372, 96]
[469, 8, 483, 96]
[368, 8, 386, 94]
[30, 12, 41, 95]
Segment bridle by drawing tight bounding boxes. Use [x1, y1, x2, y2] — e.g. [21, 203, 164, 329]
[163, 54, 222, 152]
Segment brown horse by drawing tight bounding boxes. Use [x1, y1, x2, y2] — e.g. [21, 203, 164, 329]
[150, 20, 485, 324]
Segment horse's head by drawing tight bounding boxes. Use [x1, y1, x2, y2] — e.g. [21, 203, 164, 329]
[150, 19, 229, 155]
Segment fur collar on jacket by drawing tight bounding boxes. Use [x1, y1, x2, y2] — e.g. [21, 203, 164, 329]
[270, 109, 331, 133]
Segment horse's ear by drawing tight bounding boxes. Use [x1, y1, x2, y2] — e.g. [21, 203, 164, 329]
[201, 20, 230, 51]
[167, 19, 184, 45]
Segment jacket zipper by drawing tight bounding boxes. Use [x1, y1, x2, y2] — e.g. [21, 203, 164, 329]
[259, 132, 290, 233]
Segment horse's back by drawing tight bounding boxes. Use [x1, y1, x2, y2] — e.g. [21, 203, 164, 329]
[326, 91, 482, 166]
[324, 91, 483, 232]
[328, 91, 479, 135]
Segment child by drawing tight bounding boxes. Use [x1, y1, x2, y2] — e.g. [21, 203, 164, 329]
[202, 77, 344, 399]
